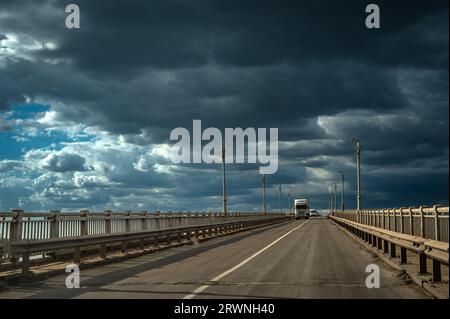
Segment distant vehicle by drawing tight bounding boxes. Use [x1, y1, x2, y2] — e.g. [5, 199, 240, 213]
[309, 209, 319, 217]
[294, 199, 310, 219]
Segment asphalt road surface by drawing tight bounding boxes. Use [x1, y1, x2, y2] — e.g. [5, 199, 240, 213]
[0, 218, 429, 299]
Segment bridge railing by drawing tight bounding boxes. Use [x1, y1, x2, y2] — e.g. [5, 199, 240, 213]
[4, 215, 291, 275]
[0, 210, 284, 264]
[333, 206, 449, 243]
[329, 215, 449, 283]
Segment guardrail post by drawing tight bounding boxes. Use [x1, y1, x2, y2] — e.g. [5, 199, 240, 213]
[408, 207, 413, 235]
[418, 253, 427, 275]
[74, 247, 81, 264]
[390, 243, 396, 258]
[387, 209, 390, 230]
[377, 237, 382, 250]
[21, 252, 30, 274]
[377, 211, 380, 227]
[105, 211, 112, 234]
[155, 211, 161, 230]
[385, 209, 388, 229]
[140, 211, 148, 231]
[49, 210, 60, 239]
[78, 209, 89, 265]
[139, 211, 148, 250]
[49, 210, 60, 260]
[399, 208, 404, 234]
[100, 211, 112, 259]
[9, 209, 23, 264]
[125, 211, 131, 233]
[393, 208, 398, 232]
[80, 210, 88, 236]
[432, 259, 442, 282]
[419, 206, 425, 238]
[379, 210, 383, 228]
[400, 247, 407, 264]
[186, 229, 191, 241]
[121, 240, 128, 254]
[383, 240, 389, 253]
[177, 213, 183, 228]
[433, 205, 440, 241]
[167, 211, 173, 229]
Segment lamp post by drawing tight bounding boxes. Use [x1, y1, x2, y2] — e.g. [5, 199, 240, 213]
[334, 183, 337, 214]
[340, 172, 345, 212]
[278, 185, 282, 213]
[288, 191, 292, 214]
[262, 175, 267, 214]
[329, 187, 334, 215]
[353, 139, 362, 211]
[222, 143, 227, 216]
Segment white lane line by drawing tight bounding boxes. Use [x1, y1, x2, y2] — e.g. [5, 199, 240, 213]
[183, 219, 311, 299]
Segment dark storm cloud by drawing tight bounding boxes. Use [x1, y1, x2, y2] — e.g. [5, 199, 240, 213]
[0, 0, 447, 130]
[0, 59, 412, 139]
[0, 0, 448, 210]
[3, 0, 446, 72]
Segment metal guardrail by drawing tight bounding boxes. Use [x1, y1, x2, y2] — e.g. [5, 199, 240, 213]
[9, 215, 291, 274]
[333, 206, 449, 242]
[0, 210, 282, 262]
[329, 215, 449, 283]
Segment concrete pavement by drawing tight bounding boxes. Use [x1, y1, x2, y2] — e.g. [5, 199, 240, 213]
[0, 218, 429, 299]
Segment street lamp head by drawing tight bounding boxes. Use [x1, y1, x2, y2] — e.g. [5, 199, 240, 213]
[352, 138, 361, 154]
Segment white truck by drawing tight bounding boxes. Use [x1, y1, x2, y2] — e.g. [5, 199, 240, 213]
[294, 199, 310, 219]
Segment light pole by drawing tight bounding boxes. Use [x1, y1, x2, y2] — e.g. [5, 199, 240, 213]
[329, 188, 333, 215]
[262, 174, 267, 214]
[340, 172, 345, 211]
[334, 183, 337, 213]
[288, 191, 292, 214]
[278, 185, 282, 213]
[328, 192, 331, 214]
[353, 139, 362, 211]
[221, 143, 227, 216]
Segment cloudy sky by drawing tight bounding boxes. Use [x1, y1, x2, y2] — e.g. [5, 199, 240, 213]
[0, 0, 448, 212]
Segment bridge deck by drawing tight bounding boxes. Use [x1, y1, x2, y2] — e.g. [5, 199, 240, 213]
[0, 218, 429, 299]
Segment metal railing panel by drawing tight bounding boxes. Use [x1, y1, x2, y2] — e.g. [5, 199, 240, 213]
[0, 210, 286, 265]
[333, 206, 449, 243]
